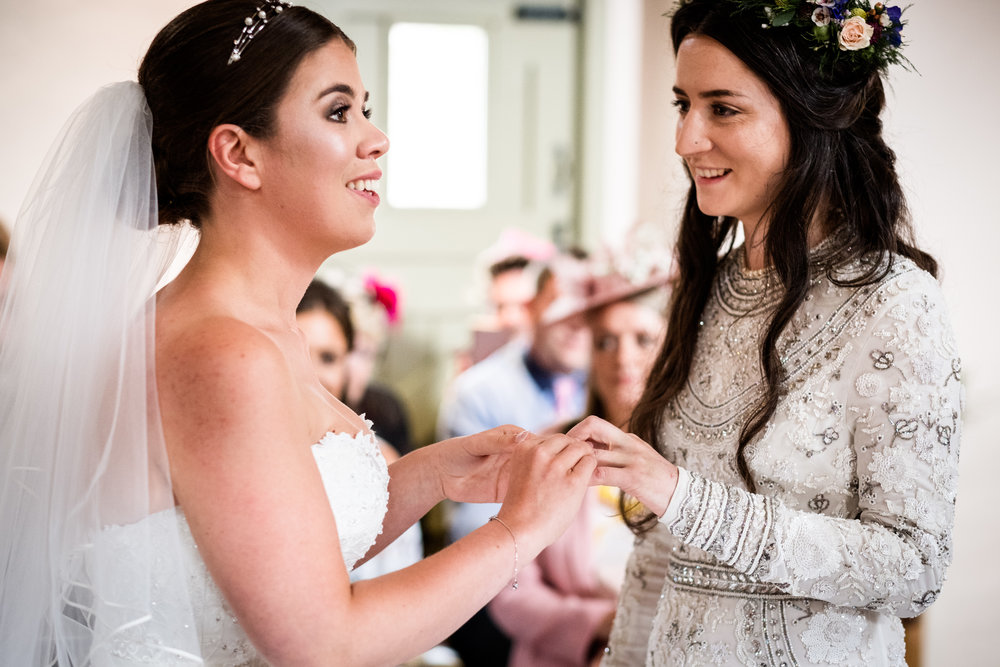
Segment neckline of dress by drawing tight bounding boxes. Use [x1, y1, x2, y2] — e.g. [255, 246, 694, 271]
[719, 229, 848, 314]
[733, 229, 844, 282]
[313, 417, 375, 448]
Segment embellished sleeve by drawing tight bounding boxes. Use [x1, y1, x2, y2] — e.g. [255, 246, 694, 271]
[661, 268, 963, 616]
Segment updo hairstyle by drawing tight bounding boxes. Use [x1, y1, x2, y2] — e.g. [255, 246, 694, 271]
[138, 0, 354, 227]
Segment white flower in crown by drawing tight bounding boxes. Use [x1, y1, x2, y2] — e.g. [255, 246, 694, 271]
[811, 6, 832, 26]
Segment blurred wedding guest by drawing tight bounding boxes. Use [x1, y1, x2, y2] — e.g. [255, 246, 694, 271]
[476, 229, 557, 339]
[452, 255, 539, 377]
[297, 279, 424, 578]
[455, 229, 556, 374]
[0, 219, 9, 276]
[437, 249, 592, 666]
[490, 260, 673, 667]
[488, 255, 534, 336]
[296, 279, 354, 402]
[342, 271, 415, 456]
[0, 220, 8, 314]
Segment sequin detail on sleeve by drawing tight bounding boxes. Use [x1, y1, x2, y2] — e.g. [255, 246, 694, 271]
[606, 244, 962, 667]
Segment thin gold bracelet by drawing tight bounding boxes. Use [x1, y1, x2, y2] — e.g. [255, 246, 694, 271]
[489, 515, 519, 590]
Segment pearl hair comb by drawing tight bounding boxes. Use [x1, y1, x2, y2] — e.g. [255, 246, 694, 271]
[228, 0, 293, 65]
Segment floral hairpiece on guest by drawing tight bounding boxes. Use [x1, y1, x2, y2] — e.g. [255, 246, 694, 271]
[595, 221, 679, 289]
[734, 0, 910, 74]
[362, 272, 402, 326]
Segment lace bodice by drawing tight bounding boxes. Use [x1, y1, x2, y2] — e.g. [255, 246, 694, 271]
[94, 427, 389, 665]
[604, 248, 962, 666]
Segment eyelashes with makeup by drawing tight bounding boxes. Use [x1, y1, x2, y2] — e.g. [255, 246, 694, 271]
[671, 98, 739, 118]
[327, 104, 374, 123]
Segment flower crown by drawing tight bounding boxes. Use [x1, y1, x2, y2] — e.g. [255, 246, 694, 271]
[736, 0, 909, 74]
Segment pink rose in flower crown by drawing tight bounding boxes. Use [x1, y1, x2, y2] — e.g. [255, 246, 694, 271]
[838, 15, 874, 51]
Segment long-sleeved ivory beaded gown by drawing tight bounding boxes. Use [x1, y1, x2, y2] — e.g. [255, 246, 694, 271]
[604, 239, 962, 667]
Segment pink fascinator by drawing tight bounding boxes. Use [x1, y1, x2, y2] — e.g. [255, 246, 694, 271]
[362, 272, 402, 326]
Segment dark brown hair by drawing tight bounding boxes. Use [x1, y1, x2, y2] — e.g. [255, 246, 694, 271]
[297, 279, 355, 351]
[488, 255, 531, 279]
[623, 0, 937, 532]
[138, 0, 355, 227]
[0, 220, 9, 260]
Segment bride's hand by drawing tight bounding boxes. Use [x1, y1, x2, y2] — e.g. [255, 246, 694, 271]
[496, 430, 597, 555]
[568, 415, 679, 518]
[430, 425, 531, 503]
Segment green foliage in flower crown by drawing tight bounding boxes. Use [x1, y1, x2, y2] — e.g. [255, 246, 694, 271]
[725, 0, 912, 76]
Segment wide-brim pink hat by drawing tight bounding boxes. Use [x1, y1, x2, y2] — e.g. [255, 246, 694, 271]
[542, 263, 676, 325]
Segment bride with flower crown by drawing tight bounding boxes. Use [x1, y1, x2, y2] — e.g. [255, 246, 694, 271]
[0, 1, 597, 664]
[570, 1, 962, 665]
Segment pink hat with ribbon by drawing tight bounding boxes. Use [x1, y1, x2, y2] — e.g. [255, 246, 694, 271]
[541, 225, 678, 324]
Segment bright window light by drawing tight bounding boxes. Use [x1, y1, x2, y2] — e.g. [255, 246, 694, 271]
[387, 23, 488, 209]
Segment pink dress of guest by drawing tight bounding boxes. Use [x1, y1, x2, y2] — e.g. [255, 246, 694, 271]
[489, 490, 619, 667]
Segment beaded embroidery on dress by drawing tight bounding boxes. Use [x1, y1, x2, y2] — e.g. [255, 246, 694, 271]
[604, 243, 962, 666]
[93, 424, 389, 665]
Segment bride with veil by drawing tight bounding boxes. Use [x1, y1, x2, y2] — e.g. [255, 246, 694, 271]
[0, 1, 597, 664]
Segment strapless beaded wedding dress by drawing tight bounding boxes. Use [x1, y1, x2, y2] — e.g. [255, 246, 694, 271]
[92, 427, 389, 665]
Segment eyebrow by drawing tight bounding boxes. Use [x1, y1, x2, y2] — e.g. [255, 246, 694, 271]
[672, 85, 748, 99]
[317, 84, 370, 103]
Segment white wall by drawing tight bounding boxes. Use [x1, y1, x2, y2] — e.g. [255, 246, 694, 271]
[0, 0, 195, 223]
[887, 2, 1000, 661]
[633, 0, 1000, 663]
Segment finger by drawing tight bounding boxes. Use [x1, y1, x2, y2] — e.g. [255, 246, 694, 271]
[528, 432, 576, 457]
[492, 425, 535, 445]
[593, 448, 632, 468]
[588, 465, 611, 487]
[568, 451, 597, 479]
[553, 438, 598, 474]
[566, 415, 610, 441]
[567, 416, 632, 451]
[590, 464, 628, 489]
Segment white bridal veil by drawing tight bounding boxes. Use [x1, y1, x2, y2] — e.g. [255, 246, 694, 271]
[0, 82, 202, 664]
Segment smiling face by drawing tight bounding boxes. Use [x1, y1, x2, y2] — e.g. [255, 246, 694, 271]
[673, 34, 791, 239]
[257, 39, 389, 254]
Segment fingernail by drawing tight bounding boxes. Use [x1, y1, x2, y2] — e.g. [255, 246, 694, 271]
[514, 430, 529, 443]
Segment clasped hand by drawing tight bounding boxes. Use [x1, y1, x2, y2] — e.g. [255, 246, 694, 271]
[433, 425, 594, 504]
[568, 416, 680, 519]
[436, 416, 679, 521]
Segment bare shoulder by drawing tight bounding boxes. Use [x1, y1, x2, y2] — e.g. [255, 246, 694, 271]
[158, 314, 290, 395]
[156, 313, 305, 461]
